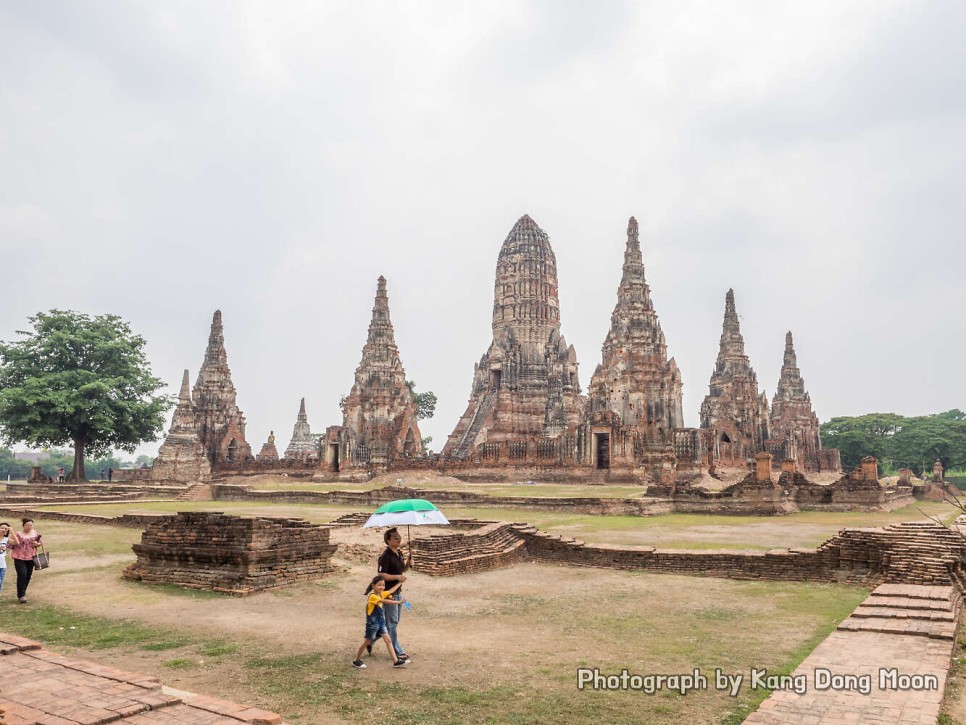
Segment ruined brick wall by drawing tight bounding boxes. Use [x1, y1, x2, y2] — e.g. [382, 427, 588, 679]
[410, 519, 966, 588]
[123, 512, 336, 595]
[409, 522, 529, 576]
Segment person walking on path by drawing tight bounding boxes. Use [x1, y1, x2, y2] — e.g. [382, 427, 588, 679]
[375, 527, 412, 660]
[353, 575, 409, 669]
[57, 467, 65, 482]
[0, 522, 9, 594]
[8, 518, 43, 603]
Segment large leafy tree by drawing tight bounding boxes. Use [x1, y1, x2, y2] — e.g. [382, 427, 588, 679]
[0, 310, 172, 481]
[892, 411, 966, 475]
[819, 413, 905, 471]
[821, 410, 966, 475]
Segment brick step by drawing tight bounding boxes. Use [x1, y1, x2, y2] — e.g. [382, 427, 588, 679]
[872, 584, 958, 600]
[851, 606, 956, 621]
[864, 596, 955, 610]
[837, 616, 957, 640]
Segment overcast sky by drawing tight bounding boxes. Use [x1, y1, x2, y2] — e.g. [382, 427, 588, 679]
[1, 1, 963, 457]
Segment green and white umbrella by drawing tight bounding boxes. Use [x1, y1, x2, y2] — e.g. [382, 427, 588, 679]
[363, 498, 450, 555]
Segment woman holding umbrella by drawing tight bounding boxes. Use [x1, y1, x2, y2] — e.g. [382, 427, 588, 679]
[377, 527, 411, 661]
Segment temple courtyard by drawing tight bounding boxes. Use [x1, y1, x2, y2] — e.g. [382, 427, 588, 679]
[0, 487, 964, 724]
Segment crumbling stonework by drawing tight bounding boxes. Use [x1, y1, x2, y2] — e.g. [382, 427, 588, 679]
[192, 311, 252, 465]
[150, 370, 211, 482]
[284, 398, 317, 461]
[767, 332, 840, 472]
[411, 518, 966, 589]
[337, 277, 423, 474]
[700, 289, 771, 468]
[256, 431, 279, 462]
[123, 512, 336, 595]
[444, 215, 585, 460]
[579, 218, 695, 478]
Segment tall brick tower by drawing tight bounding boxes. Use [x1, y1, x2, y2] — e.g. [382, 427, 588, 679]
[769, 332, 833, 471]
[589, 217, 683, 441]
[444, 215, 584, 459]
[191, 310, 252, 465]
[151, 369, 211, 481]
[700, 289, 770, 465]
[339, 276, 423, 472]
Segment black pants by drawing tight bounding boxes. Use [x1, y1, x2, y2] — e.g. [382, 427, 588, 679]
[14, 558, 33, 599]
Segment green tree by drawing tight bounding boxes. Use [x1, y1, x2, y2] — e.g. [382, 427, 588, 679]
[892, 411, 966, 475]
[0, 446, 32, 480]
[820, 413, 905, 472]
[0, 310, 172, 482]
[405, 380, 437, 421]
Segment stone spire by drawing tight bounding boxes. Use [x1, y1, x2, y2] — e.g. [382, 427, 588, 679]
[589, 217, 683, 437]
[150, 369, 211, 482]
[770, 331, 823, 470]
[191, 310, 251, 464]
[700, 289, 770, 463]
[284, 397, 317, 460]
[339, 277, 423, 471]
[444, 215, 585, 459]
[490, 214, 562, 344]
[169, 369, 196, 434]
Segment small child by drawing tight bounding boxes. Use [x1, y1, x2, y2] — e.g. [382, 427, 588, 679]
[353, 575, 409, 669]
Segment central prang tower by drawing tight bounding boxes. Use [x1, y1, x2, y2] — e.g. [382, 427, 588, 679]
[443, 215, 585, 459]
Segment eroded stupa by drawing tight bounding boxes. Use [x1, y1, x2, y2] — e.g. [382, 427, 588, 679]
[191, 310, 252, 465]
[443, 215, 585, 460]
[700, 289, 770, 467]
[582, 217, 691, 475]
[284, 398, 317, 461]
[337, 277, 423, 474]
[150, 369, 211, 482]
[767, 332, 840, 472]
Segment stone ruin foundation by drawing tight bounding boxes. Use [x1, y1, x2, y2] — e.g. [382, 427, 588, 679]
[123, 512, 336, 595]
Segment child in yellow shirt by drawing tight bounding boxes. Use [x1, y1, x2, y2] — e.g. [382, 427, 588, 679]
[353, 575, 409, 669]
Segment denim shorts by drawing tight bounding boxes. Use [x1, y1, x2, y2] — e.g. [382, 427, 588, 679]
[365, 613, 387, 641]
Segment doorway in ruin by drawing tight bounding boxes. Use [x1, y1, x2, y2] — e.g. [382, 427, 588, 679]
[490, 369, 502, 390]
[595, 432, 610, 470]
[227, 438, 238, 462]
[329, 444, 340, 472]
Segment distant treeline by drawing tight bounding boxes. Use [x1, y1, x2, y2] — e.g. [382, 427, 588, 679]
[819, 410, 966, 476]
[0, 447, 154, 481]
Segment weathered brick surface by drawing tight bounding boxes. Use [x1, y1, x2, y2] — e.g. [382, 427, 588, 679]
[410, 519, 966, 589]
[746, 584, 960, 724]
[0, 633, 281, 724]
[334, 276, 423, 476]
[123, 512, 336, 595]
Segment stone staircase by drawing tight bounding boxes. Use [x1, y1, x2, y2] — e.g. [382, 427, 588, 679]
[451, 389, 496, 459]
[410, 522, 528, 576]
[176, 483, 213, 501]
[837, 583, 962, 640]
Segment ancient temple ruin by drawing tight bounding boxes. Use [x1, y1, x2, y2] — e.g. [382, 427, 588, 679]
[256, 431, 279, 462]
[150, 370, 211, 482]
[443, 215, 585, 461]
[583, 217, 690, 474]
[766, 332, 840, 472]
[191, 310, 252, 465]
[284, 398, 317, 461]
[334, 276, 423, 475]
[700, 289, 771, 468]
